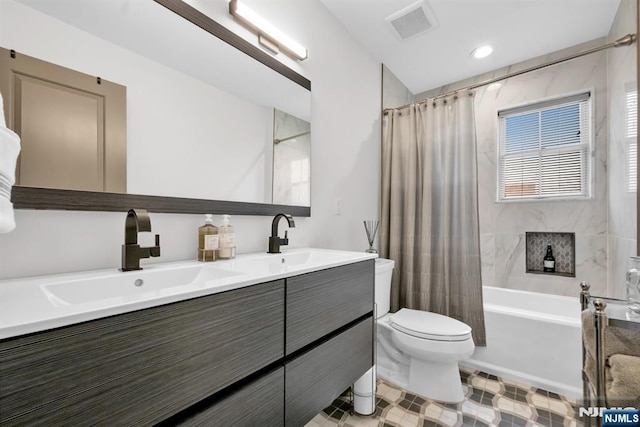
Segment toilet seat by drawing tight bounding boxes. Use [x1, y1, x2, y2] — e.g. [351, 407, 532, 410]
[390, 308, 472, 342]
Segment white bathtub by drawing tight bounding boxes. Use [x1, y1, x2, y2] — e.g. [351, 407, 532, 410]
[462, 286, 582, 399]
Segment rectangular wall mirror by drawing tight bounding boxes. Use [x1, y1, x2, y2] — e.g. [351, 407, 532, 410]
[0, 0, 311, 215]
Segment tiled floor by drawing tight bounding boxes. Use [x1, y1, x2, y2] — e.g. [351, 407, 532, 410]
[307, 367, 580, 427]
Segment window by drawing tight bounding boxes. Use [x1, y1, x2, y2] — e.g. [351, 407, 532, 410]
[626, 85, 637, 193]
[497, 92, 592, 201]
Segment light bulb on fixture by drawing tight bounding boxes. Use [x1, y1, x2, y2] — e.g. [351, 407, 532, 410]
[471, 45, 493, 59]
[229, 0, 308, 61]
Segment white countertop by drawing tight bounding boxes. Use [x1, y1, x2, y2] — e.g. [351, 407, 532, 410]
[0, 248, 377, 340]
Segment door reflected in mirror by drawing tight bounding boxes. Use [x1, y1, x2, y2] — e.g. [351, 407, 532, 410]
[0, 0, 311, 207]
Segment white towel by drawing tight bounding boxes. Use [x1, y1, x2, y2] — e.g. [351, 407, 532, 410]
[0, 91, 21, 233]
[0, 127, 20, 184]
[0, 192, 15, 234]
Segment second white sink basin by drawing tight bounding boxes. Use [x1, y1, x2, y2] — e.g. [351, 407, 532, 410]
[227, 248, 370, 273]
[241, 251, 313, 267]
[41, 264, 243, 306]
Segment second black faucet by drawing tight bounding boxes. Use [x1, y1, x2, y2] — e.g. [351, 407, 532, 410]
[121, 209, 161, 271]
[268, 214, 295, 254]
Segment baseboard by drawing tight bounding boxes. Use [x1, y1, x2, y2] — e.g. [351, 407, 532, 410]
[460, 360, 581, 400]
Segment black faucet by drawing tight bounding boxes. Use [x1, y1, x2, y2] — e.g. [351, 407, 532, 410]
[121, 209, 161, 271]
[268, 213, 295, 254]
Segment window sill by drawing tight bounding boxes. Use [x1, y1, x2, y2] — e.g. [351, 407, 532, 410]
[496, 195, 593, 204]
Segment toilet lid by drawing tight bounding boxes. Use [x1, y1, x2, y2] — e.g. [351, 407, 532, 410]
[390, 308, 472, 341]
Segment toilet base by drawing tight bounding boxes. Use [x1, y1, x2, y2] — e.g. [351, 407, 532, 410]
[377, 352, 467, 404]
[408, 358, 465, 403]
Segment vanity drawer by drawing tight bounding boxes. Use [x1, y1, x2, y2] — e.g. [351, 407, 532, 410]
[175, 367, 284, 427]
[285, 316, 374, 427]
[286, 259, 374, 354]
[0, 280, 284, 426]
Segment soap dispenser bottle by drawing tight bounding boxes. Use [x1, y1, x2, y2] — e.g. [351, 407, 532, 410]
[217, 214, 236, 259]
[198, 214, 218, 262]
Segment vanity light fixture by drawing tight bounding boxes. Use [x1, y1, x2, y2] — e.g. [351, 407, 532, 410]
[229, 0, 308, 61]
[471, 45, 493, 59]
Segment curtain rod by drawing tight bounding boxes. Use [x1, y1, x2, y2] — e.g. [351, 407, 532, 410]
[273, 130, 310, 144]
[383, 33, 636, 115]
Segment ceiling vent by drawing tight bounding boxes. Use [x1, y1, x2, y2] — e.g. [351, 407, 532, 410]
[386, 1, 438, 41]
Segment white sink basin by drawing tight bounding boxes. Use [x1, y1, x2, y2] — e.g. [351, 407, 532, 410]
[37, 249, 360, 307]
[0, 248, 377, 339]
[228, 249, 365, 273]
[41, 264, 243, 306]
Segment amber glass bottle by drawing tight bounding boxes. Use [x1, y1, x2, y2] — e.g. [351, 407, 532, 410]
[198, 214, 218, 262]
[543, 244, 555, 273]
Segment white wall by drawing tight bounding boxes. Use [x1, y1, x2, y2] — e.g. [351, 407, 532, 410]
[294, 1, 381, 252]
[0, 0, 381, 280]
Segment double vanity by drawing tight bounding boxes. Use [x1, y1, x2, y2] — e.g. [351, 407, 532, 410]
[0, 248, 376, 426]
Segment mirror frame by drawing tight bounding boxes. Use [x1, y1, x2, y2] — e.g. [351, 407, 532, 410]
[10, 0, 311, 217]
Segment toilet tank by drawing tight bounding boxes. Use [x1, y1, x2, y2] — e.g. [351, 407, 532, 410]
[375, 258, 394, 318]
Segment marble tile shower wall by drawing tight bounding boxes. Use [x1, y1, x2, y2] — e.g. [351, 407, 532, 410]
[273, 111, 311, 206]
[607, 0, 638, 299]
[418, 39, 610, 297]
[384, 0, 638, 298]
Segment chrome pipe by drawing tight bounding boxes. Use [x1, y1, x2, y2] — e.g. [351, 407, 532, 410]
[593, 299, 608, 409]
[580, 281, 591, 311]
[579, 281, 591, 426]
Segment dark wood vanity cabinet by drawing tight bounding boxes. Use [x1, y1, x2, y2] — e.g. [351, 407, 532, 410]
[285, 317, 373, 426]
[175, 367, 285, 427]
[0, 260, 374, 427]
[286, 260, 375, 355]
[0, 280, 285, 426]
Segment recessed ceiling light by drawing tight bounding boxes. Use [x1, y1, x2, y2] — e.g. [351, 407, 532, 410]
[471, 45, 493, 59]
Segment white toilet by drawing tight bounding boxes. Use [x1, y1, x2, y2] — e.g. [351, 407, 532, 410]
[375, 258, 475, 403]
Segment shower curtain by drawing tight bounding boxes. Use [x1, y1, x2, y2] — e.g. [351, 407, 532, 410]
[380, 93, 486, 346]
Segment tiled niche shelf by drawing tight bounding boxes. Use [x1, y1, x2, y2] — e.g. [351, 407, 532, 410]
[525, 232, 575, 277]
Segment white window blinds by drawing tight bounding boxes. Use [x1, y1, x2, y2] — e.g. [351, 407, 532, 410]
[498, 92, 591, 201]
[626, 86, 637, 193]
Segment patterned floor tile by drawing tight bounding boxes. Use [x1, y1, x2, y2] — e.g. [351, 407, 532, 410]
[306, 369, 580, 427]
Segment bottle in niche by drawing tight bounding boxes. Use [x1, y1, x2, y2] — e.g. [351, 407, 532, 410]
[198, 214, 218, 262]
[543, 244, 555, 273]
